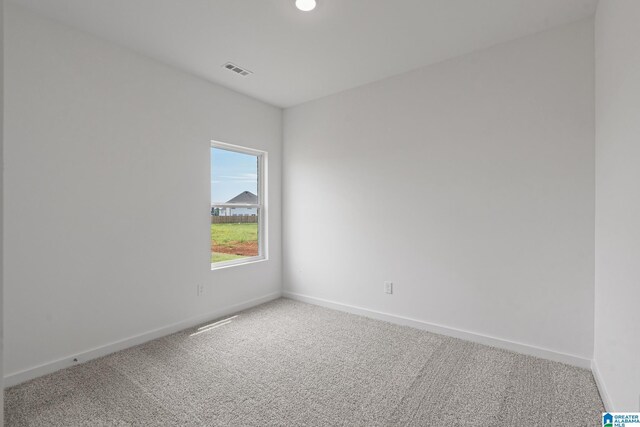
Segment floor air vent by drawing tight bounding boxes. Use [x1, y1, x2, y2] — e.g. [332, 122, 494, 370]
[222, 62, 252, 77]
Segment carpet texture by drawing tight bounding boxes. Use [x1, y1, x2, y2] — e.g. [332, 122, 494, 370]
[5, 298, 603, 426]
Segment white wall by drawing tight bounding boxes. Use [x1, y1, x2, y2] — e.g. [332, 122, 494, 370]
[3, 4, 282, 380]
[284, 20, 595, 360]
[594, 0, 640, 412]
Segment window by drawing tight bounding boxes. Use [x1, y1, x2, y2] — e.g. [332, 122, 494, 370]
[210, 141, 266, 268]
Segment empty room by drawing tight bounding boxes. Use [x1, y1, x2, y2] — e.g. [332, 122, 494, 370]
[1, 0, 638, 425]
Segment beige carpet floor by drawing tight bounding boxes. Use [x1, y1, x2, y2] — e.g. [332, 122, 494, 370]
[5, 298, 603, 426]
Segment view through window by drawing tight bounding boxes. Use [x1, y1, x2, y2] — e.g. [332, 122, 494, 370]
[210, 144, 264, 266]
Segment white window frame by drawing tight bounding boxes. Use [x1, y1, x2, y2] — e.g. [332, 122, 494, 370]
[210, 140, 267, 270]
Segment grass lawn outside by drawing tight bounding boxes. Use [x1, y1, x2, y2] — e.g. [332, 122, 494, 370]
[212, 252, 244, 263]
[211, 223, 259, 263]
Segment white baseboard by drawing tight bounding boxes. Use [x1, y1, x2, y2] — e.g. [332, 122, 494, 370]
[283, 291, 592, 369]
[4, 291, 281, 388]
[591, 359, 613, 411]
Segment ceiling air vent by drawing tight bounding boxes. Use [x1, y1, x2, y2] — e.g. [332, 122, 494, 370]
[222, 62, 253, 77]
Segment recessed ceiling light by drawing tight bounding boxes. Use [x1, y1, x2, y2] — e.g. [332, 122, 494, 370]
[295, 0, 316, 12]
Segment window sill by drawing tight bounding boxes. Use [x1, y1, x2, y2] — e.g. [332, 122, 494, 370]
[210, 256, 267, 271]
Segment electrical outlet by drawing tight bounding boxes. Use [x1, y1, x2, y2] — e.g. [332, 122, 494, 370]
[384, 281, 393, 294]
[197, 284, 204, 296]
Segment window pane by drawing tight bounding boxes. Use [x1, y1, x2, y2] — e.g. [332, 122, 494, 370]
[210, 212, 259, 263]
[211, 146, 260, 264]
[211, 148, 258, 205]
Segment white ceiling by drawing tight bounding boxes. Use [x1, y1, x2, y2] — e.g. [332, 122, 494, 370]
[12, 0, 598, 107]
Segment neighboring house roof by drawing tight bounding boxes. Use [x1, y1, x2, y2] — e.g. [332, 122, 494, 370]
[226, 191, 258, 204]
